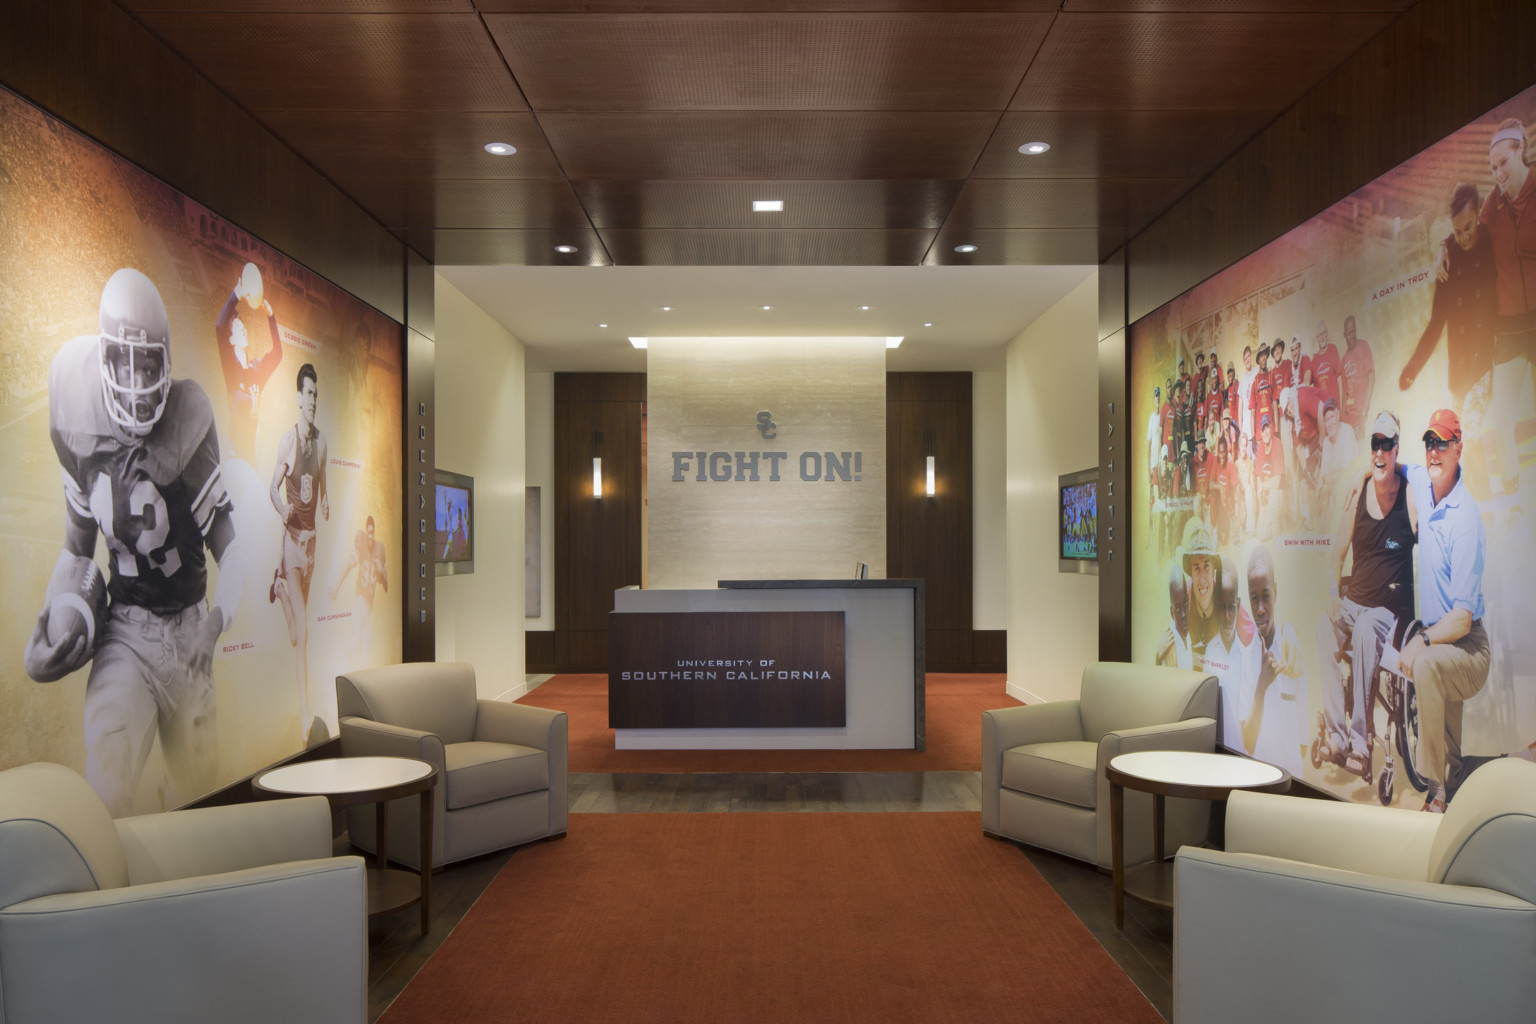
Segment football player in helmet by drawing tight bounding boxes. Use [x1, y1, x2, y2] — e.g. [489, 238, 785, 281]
[269, 361, 328, 743]
[216, 262, 284, 463]
[23, 267, 245, 815]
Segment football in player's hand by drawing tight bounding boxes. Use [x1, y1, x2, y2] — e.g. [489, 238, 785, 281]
[46, 556, 107, 652]
[239, 262, 263, 309]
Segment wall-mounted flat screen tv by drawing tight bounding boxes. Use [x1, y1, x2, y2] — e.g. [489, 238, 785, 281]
[1059, 467, 1099, 574]
[435, 469, 474, 576]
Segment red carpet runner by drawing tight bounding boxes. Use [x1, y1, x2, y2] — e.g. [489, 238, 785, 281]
[516, 673, 1021, 773]
[380, 812, 1162, 1024]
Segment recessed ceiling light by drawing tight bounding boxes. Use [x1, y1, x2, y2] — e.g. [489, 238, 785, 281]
[752, 200, 784, 212]
[885, 337, 904, 349]
[859, 305, 870, 311]
[628, 337, 648, 349]
[597, 323, 608, 328]
[1018, 142, 1051, 155]
[554, 244, 578, 253]
[660, 305, 672, 311]
[923, 322, 933, 327]
[483, 142, 516, 156]
[761, 305, 772, 310]
[954, 244, 978, 254]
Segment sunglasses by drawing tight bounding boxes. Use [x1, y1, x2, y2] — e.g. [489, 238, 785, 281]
[1424, 436, 1456, 451]
[1370, 436, 1398, 452]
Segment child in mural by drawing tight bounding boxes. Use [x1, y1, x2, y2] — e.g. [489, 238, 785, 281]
[1237, 544, 1308, 777]
[22, 268, 245, 815]
[1205, 565, 1257, 751]
[269, 362, 328, 745]
[330, 514, 387, 666]
[1157, 562, 1192, 669]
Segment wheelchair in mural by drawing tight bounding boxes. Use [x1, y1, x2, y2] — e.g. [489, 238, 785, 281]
[1312, 616, 1426, 807]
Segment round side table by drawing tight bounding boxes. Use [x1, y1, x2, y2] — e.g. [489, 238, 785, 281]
[255, 755, 438, 935]
[1106, 750, 1290, 929]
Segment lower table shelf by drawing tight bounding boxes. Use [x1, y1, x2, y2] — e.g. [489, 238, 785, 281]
[1122, 861, 1175, 911]
[366, 867, 426, 918]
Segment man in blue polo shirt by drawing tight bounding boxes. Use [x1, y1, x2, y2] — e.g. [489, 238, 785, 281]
[1396, 408, 1490, 813]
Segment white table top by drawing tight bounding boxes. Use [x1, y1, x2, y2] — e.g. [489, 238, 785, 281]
[256, 756, 434, 796]
[1108, 750, 1286, 789]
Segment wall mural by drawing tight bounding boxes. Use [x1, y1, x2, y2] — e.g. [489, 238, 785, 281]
[0, 88, 402, 814]
[1132, 82, 1536, 811]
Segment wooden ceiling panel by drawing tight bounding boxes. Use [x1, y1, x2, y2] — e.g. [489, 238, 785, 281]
[257, 111, 565, 184]
[125, 1, 472, 10]
[599, 229, 937, 265]
[352, 179, 594, 230]
[946, 178, 1198, 232]
[1011, 11, 1399, 110]
[923, 228, 1110, 265]
[407, 229, 611, 265]
[478, 1, 1057, 10]
[485, 13, 1050, 111]
[541, 112, 999, 180]
[1063, 1, 1411, 9]
[138, 12, 525, 110]
[972, 110, 1272, 179]
[573, 180, 963, 229]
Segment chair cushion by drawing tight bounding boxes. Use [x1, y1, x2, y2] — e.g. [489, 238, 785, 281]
[1001, 740, 1098, 809]
[444, 742, 549, 810]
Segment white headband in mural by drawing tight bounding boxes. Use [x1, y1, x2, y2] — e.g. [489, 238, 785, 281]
[1490, 126, 1527, 151]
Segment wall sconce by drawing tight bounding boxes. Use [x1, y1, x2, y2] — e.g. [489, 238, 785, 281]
[593, 457, 603, 499]
[925, 456, 935, 497]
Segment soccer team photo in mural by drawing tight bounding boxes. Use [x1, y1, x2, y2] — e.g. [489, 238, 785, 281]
[0, 87, 403, 814]
[1132, 82, 1536, 811]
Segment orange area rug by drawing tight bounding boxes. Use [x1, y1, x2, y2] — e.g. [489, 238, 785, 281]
[516, 673, 1020, 773]
[379, 812, 1161, 1024]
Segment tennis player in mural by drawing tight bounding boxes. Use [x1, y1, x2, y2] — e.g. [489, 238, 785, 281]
[22, 268, 245, 814]
[269, 362, 328, 745]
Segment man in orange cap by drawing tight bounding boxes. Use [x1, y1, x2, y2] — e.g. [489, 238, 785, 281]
[1396, 408, 1490, 812]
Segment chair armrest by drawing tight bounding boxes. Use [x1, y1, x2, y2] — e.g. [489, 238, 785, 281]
[1225, 789, 1438, 881]
[339, 715, 445, 770]
[0, 857, 367, 1024]
[1174, 847, 1536, 1024]
[475, 699, 566, 751]
[980, 701, 1083, 833]
[115, 795, 332, 885]
[1096, 716, 1215, 765]
[476, 700, 569, 836]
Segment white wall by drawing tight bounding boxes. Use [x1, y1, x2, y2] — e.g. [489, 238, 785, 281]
[433, 274, 527, 700]
[524, 371, 554, 632]
[972, 370, 1007, 630]
[1005, 273, 1100, 703]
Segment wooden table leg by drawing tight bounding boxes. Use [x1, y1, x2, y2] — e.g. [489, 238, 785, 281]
[418, 784, 433, 935]
[1153, 793, 1166, 863]
[376, 799, 389, 870]
[1110, 779, 1125, 929]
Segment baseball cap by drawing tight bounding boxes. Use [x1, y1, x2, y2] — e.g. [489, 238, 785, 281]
[1179, 440, 1191, 456]
[1259, 412, 1272, 430]
[1425, 409, 1461, 441]
[1371, 410, 1400, 440]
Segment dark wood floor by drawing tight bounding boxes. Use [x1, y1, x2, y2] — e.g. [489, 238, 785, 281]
[361, 769, 1173, 1022]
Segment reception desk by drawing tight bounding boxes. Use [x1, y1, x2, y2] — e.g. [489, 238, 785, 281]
[608, 579, 925, 751]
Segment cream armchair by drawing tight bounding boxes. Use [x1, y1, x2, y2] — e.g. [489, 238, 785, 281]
[1174, 757, 1536, 1024]
[0, 762, 365, 1024]
[982, 662, 1218, 868]
[337, 661, 568, 869]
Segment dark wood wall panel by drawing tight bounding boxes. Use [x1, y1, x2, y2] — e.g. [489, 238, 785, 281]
[1096, 331, 1129, 664]
[0, 0, 406, 321]
[886, 372, 976, 672]
[1125, 0, 1536, 323]
[553, 373, 645, 672]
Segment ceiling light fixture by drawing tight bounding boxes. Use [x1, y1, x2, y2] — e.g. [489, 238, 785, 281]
[752, 200, 784, 212]
[885, 337, 904, 349]
[660, 306, 672, 311]
[761, 305, 772, 310]
[554, 244, 578, 253]
[628, 337, 648, 349]
[923, 322, 933, 327]
[597, 323, 608, 328]
[483, 142, 516, 156]
[1018, 142, 1051, 155]
[859, 305, 870, 311]
[953, 244, 978, 254]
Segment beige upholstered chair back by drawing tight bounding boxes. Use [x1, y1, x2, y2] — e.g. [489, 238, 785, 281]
[1427, 757, 1536, 903]
[336, 662, 479, 744]
[0, 762, 128, 908]
[1078, 662, 1218, 743]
